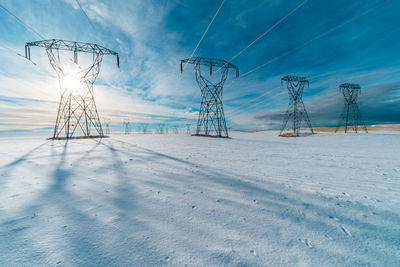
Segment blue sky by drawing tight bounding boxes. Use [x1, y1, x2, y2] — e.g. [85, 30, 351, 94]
[1, 0, 400, 134]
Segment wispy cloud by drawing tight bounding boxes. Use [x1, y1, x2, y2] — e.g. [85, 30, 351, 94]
[0, 0, 400, 135]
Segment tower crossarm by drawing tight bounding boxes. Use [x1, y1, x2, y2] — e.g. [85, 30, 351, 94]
[281, 75, 309, 86]
[25, 39, 119, 67]
[339, 83, 361, 90]
[181, 57, 239, 78]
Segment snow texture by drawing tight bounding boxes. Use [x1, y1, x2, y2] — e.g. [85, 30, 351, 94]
[0, 131, 399, 266]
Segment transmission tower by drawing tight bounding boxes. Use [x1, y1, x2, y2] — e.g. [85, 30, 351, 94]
[140, 123, 148, 134]
[280, 75, 314, 137]
[123, 119, 130, 135]
[25, 39, 119, 139]
[103, 118, 111, 135]
[335, 83, 368, 133]
[157, 124, 164, 134]
[186, 124, 191, 134]
[181, 57, 239, 138]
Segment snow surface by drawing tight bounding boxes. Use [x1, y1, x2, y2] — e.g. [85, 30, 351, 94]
[0, 131, 399, 266]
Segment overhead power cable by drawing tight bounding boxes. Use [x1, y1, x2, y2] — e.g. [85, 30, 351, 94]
[0, 3, 45, 39]
[188, 0, 225, 59]
[215, 0, 308, 73]
[0, 44, 36, 65]
[240, 0, 392, 78]
[75, 0, 96, 30]
[230, 57, 399, 117]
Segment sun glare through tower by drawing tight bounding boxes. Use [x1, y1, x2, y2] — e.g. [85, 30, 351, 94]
[25, 39, 119, 140]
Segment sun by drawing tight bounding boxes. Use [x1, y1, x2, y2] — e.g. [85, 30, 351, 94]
[62, 75, 83, 93]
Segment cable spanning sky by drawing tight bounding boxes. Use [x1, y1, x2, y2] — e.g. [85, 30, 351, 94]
[0, 0, 399, 134]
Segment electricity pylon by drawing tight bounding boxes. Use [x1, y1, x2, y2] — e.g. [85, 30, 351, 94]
[140, 123, 148, 134]
[181, 57, 239, 138]
[335, 83, 368, 133]
[123, 119, 130, 135]
[280, 75, 314, 137]
[25, 39, 119, 140]
[103, 118, 111, 135]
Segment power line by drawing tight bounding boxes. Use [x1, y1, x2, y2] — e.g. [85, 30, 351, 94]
[228, 87, 277, 114]
[183, 0, 226, 105]
[216, 0, 308, 73]
[75, 0, 99, 39]
[241, 0, 392, 78]
[229, 57, 399, 117]
[0, 3, 45, 39]
[0, 44, 36, 65]
[188, 0, 225, 60]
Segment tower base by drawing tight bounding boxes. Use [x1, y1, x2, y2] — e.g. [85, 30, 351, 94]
[47, 135, 108, 140]
[279, 132, 314, 138]
[191, 134, 231, 139]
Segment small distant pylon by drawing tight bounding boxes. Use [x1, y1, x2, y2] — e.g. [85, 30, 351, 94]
[123, 119, 130, 135]
[280, 75, 314, 137]
[157, 124, 164, 134]
[335, 83, 368, 133]
[103, 118, 111, 135]
[186, 124, 191, 134]
[140, 123, 148, 134]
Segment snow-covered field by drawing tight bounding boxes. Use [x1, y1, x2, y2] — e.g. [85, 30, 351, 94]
[0, 131, 399, 266]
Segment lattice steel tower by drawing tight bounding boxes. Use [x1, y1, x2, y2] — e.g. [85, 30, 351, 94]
[181, 57, 239, 138]
[25, 39, 119, 139]
[335, 83, 368, 133]
[280, 75, 314, 137]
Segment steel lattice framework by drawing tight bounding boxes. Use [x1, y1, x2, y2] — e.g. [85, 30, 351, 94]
[25, 39, 119, 140]
[280, 75, 314, 137]
[181, 57, 239, 138]
[335, 83, 368, 133]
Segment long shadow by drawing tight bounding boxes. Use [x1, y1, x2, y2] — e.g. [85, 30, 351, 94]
[2, 136, 399, 265]
[1, 141, 50, 169]
[109, 137, 400, 264]
[1, 138, 165, 266]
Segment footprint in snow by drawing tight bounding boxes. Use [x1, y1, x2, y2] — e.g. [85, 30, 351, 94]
[250, 249, 256, 256]
[299, 238, 313, 248]
[192, 205, 196, 209]
[340, 225, 352, 237]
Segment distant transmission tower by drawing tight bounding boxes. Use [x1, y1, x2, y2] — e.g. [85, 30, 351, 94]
[186, 124, 191, 134]
[181, 57, 239, 138]
[103, 118, 111, 135]
[157, 124, 164, 134]
[123, 119, 130, 135]
[280, 75, 314, 137]
[335, 83, 368, 133]
[140, 123, 148, 134]
[25, 39, 119, 139]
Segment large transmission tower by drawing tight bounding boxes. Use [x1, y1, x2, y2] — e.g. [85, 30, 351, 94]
[335, 83, 368, 133]
[280, 75, 314, 137]
[181, 57, 239, 138]
[25, 39, 119, 140]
